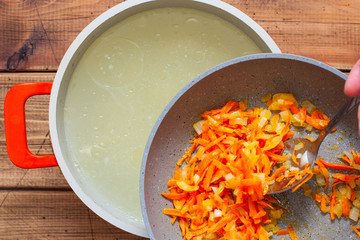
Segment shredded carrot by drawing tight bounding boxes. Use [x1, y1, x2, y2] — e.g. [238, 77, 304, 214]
[351, 226, 360, 238]
[332, 173, 360, 182]
[161, 192, 188, 200]
[329, 188, 336, 220]
[341, 155, 353, 165]
[288, 224, 299, 240]
[276, 229, 289, 235]
[269, 166, 287, 180]
[291, 149, 299, 166]
[315, 159, 329, 189]
[163, 95, 303, 239]
[162, 93, 360, 239]
[318, 158, 354, 170]
[343, 197, 350, 217]
[276, 174, 285, 182]
[305, 136, 315, 142]
[309, 151, 360, 237]
[320, 194, 329, 213]
[291, 171, 313, 192]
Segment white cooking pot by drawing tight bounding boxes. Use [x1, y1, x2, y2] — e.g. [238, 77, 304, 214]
[4, 0, 280, 237]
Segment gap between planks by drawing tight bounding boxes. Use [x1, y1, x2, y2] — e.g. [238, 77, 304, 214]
[0, 187, 72, 192]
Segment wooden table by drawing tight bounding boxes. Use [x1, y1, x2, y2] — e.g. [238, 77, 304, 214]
[0, 0, 359, 239]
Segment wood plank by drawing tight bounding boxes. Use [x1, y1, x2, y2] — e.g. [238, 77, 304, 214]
[0, 72, 69, 189]
[231, 0, 360, 70]
[0, 190, 147, 239]
[0, 0, 125, 71]
[0, 0, 359, 71]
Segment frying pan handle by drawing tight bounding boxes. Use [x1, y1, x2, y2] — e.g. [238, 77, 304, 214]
[4, 82, 58, 168]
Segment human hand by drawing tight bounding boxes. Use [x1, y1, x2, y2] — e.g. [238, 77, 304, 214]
[344, 58, 360, 134]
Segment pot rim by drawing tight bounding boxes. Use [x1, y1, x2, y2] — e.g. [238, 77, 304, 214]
[49, 0, 281, 238]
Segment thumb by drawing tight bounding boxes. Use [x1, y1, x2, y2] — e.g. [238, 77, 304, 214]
[344, 58, 360, 97]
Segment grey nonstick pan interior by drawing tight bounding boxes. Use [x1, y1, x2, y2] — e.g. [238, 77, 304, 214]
[140, 53, 360, 240]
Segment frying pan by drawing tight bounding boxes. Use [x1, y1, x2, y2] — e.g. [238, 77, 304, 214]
[140, 53, 360, 239]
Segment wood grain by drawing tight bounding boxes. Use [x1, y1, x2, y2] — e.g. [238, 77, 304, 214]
[0, 0, 125, 71]
[0, 72, 68, 189]
[0, 0, 359, 71]
[0, 190, 146, 240]
[225, 0, 360, 70]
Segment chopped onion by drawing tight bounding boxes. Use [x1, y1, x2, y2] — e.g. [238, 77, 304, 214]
[260, 109, 271, 120]
[181, 166, 189, 179]
[291, 114, 303, 127]
[225, 173, 235, 181]
[353, 200, 360, 209]
[267, 179, 275, 185]
[260, 93, 272, 103]
[233, 188, 239, 196]
[193, 120, 206, 135]
[209, 212, 214, 222]
[343, 150, 354, 162]
[258, 116, 268, 128]
[292, 114, 300, 123]
[349, 207, 360, 222]
[339, 185, 352, 199]
[202, 199, 213, 211]
[305, 123, 313, 132]
[279, 110, 290, 122]
[316, 173, 326, 186]
[334, 203, 343, 219]
[299, 151, 310, 168]
[269, 209, 284, 219]
[301, 100, 316, 114]
[230, 117, 248, 126]
[212, 186, 218, 195]
[289, 166, 300, 172]
[275, 122, 285, 133]
[355, 190, 360, 198]
[284, 159, 292, 169]
[214, 209, 222, 218]
[294, 142, 304, 151]
[194, 174, 200, 185]
[301, 183, 312, 196]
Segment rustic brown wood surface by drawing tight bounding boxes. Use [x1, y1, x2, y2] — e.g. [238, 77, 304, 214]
[1, 0, 360, 72]
[0, 0, 359, 239]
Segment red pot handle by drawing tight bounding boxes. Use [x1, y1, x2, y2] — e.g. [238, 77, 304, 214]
[4, 82, 58, 168]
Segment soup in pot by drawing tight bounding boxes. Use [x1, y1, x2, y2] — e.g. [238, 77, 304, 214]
[63, 7, 263, 230]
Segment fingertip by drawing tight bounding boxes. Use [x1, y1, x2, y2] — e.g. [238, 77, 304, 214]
[358, 106, 360, 136]
[345, 59, 360, 96]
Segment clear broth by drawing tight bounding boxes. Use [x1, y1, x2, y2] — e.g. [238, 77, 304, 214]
[63, 7, 263, 229]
